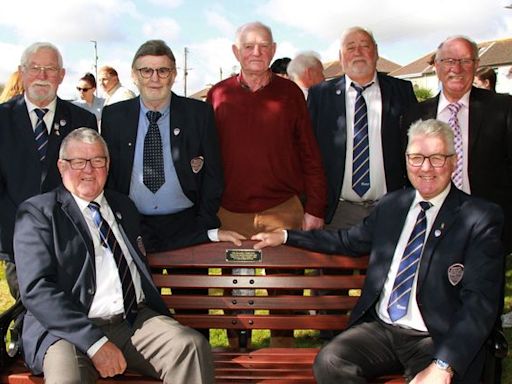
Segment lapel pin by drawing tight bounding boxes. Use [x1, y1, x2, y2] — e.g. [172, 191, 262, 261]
[115, 212, 122, 220]
[173, 128, 180, 136]
[59, 119, 67, 127]
[434, 229, 442, 237]
[53, 123, 60, 136]
[336, 89, 341, 95]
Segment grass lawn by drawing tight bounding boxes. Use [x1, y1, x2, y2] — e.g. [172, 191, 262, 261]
[1, 261, 510, 380]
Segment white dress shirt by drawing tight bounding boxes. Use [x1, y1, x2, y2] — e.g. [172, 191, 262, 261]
[376, 185, 450, 331]
[436, 90, 471, 194]
[341, 73, 387, 202]
[25, 95, 56, 134]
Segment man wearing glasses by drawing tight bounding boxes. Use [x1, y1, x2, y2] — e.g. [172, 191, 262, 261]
[402, 35, 512, 252]
[0, 42, 97, 299]
[101, 39, 242, 253]
[14, 128, 214, 383]
[252, 119, 504, 383]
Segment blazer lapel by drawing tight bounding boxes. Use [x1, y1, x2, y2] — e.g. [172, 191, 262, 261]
[467, 87, 485, 162]
[57, 187, 96, 274]
[13, 97, 41, 164]
[121, 98, 141, 184]
[417, 186, 461, 288]
[378, 73, 391, 136]
[334, 76, 347, 135]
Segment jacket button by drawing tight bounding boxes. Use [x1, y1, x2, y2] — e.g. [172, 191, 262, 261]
[88, 288, 95, 295]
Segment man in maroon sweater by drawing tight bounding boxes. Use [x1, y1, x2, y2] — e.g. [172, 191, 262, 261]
[207, 21, 327, 347]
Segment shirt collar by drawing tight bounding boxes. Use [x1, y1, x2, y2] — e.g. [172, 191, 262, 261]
[345, 72, 378, 92]
[438, 89, 470, 112]
[412, 183, 451, 210]
[237, 70, 273, 91]
[24, 93, 57, 114]
[139, 98, 170, 119]
[72, 191, 106, 214]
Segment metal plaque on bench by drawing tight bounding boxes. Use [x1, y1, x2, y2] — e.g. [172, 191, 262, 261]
[226, 249, 262, 262]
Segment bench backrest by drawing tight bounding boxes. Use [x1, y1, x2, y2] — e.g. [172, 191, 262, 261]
[147, 241, 368, 332]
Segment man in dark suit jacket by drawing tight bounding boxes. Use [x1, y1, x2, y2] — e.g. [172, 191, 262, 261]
[0, 42, 97, 298]
[308, 26, 417, 228]
[14, 128, 213, 383]
[102, 39, 241, 252]
[252, 119, 504, 383]
[402, 35, 512, 251]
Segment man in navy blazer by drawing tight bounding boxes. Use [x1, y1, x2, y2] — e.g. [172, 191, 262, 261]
[308, 26, 417, 228]
[402, 36, 512, 252]
[101, 40, 241, 252]
[253, 119, 504, 383]
[0, 42, 97, 298]
[14, 128, 213, 383]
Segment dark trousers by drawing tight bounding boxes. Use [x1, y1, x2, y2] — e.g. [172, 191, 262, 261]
[313, 315, 484, 384]
[141, 210, 209, 339]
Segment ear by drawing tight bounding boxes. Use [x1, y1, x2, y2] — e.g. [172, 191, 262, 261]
[232, 44, 241, 62]
[57, 159, 66, 176]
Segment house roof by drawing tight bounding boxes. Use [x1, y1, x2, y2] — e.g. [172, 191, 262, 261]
[323, 57, 401, 79]
[389, 37, 512, 78]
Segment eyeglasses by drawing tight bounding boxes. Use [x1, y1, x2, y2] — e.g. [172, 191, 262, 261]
[62, 157, 107, 170]
[137, 67, 174, 79]
[437, 58, 476, 68]
[240, 42, 273, 51]
[406, 153, 455, 168]
[76, 87, 92, 92]
[24, 65, 60, 77]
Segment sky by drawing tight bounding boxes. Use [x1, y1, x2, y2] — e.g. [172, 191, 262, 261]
[2, 0, 512, 99]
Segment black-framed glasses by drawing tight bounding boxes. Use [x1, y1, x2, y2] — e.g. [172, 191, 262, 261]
[406, 153, 455, 168]
[76, 87, 92, 92]
[137, 67, 174, 79]
[436, 58, 476, 68]
[24, 65, 60, 77]
[62, 157, 107, 170]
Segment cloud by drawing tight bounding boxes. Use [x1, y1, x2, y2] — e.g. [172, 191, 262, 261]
[147, 0, 182, 7]
[206, 10, 236, 37]
[142, 18, 181, 41]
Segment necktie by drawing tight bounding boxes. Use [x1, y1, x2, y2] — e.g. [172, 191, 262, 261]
[34, 108, 49, 161]
[143, 111, 165, 193]
[387, 201, 432, 322]
[351, 82, 373, 197]
[88, 202, 137, 325]
[447, 102, 463, 189]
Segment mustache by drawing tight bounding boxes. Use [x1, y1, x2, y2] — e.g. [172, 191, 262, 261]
[31, 81, 53, 87]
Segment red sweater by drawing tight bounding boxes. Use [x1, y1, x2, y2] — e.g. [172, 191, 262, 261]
[207, 74, 326, 218]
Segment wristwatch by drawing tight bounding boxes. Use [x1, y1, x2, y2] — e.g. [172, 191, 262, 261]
[434, 359, 454, 375]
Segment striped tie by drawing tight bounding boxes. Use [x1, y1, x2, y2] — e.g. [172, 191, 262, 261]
[387, 201, 431, 322]
[34, 108, 49, 161]
[143, 111, 165, 193]
[351, 82, 373, 197]
[447, 102, 463, 189]
[88, 202, 137, 325]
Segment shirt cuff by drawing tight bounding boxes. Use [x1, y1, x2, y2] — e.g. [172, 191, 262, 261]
[87, 336, 108, 358]
[208, 228, 219, 242]
[282, 229, 288, 244]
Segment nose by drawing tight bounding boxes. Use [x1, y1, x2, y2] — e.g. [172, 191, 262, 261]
[420, 157, 434, 171]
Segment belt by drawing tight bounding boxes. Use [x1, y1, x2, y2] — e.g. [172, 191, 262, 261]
[340, 199, 377, 208]
[91, 313, 125, 326]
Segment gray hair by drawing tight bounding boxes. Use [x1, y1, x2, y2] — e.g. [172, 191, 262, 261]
[59, 128, 109, 159]
[20, 42, 63, 68]
[287, 51, 323, 81]
[435, 35, 479, 60]
[132, 39, 176, 68]
[340, 26, 377, 48]
[407, 119, 455, 154]
[234, 21, 274, 47]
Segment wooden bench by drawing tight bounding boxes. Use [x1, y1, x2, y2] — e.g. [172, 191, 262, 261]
[0, 240, 447, 383]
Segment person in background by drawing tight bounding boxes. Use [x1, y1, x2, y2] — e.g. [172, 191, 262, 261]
[73, 72, 105, 123]
[270, 57, 291, 78]
[0, 70, 24, 103]
[253, 119, 504, 384]
[207, 21, 327, 348]
[14, 128, 214, 383]
[98, 66, 135, 106]
[473, 66, 496, 92]
[287, 51, 325, 98]
[0, 42, 97, 299]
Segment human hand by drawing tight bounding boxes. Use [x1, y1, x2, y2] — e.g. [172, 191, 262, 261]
[410, 362, 452, 384]
[251, 231, 286, 250]
[218, 230, 246, 246]
[302, 213, 324, 230]
[91, 341, 127, 378]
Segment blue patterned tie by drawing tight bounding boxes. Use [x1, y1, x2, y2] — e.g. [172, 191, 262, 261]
[88, 202, 137, 325]
[143, 111, 165, 193]
[387, 201, 432, 322]
[351, 82, 373, 197]
[34, 108, 49, 161]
